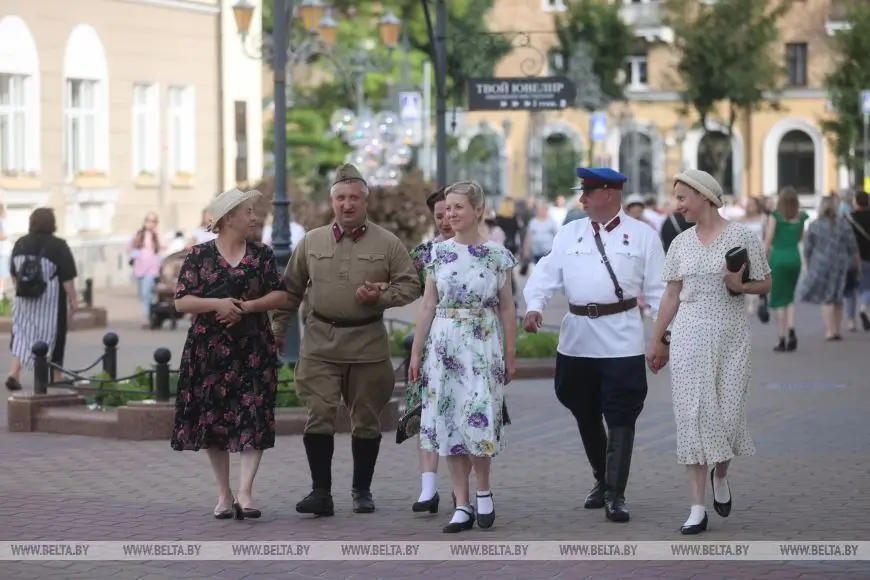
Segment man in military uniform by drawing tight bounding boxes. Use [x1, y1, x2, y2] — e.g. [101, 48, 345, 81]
[271, 164, 420, 515]
[522, 167, 667, 523]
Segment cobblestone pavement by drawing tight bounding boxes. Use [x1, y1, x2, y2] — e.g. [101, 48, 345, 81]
[1, 289, 869, 579]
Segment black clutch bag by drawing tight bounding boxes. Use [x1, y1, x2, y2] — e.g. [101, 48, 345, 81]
[725, 246, 750, 297]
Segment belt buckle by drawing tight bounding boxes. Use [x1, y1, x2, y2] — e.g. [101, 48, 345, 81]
[587, 303, 600, 319]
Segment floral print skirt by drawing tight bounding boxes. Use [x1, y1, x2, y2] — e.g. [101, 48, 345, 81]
[419, 310, 506, 457]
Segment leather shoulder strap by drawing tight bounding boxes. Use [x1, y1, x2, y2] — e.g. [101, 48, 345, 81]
[845, 213, 870, 242]
[592, 232, 625, 303]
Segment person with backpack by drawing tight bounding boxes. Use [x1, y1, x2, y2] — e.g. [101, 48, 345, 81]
[6, 208, 78, 391]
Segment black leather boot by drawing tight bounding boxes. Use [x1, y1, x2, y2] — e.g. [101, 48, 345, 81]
[578, 420, 607, 509]
[351, 435, 382, 513]
[296, 433, 335, 516]
[604, 426, 635, 523]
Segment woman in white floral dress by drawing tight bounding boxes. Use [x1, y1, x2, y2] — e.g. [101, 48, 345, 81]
[648, 169, 771, 535]
[409, 181, 517, 534]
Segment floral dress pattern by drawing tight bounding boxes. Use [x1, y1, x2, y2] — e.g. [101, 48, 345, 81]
[170, 240, 284, 452]
[419, 239, 517, 457]
[405, 239, 437, 413]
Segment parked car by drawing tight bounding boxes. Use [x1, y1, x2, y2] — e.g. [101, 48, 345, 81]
[150, 249, 189, 330]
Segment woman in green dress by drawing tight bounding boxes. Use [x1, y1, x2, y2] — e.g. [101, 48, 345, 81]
[406, 187, 455, 514]
[763, 187, 808, 352]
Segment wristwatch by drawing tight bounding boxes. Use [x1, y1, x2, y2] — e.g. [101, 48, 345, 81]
[661, 331, 671, 346]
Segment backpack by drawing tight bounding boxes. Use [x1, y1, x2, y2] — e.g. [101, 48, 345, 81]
[16, 247, 50, 299]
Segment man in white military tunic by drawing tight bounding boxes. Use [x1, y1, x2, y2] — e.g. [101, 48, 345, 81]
[522, 167, 667, 523]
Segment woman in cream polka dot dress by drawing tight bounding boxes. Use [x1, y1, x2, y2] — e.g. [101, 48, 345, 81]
[646, 169, 772, 535]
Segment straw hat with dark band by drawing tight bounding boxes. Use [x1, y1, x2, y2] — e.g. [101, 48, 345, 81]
[674, 169, 724, 208]
[206, 188, 262, 232]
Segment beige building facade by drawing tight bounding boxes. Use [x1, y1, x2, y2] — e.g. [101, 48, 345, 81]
[456, 0, 854, 206]
[0, 0, 263, 288]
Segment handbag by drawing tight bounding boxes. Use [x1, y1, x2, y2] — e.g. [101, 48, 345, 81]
[395, 401, 512, 445]
[725, 246, 751, 297]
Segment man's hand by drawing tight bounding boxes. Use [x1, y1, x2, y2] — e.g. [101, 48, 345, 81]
[522, 311, 543, 333]
[272, 327, 286, 353]
[356, 281, 387, 305]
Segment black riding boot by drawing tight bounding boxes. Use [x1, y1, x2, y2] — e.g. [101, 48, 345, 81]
[296, 433, 335, 516]
[578, 419, 608, 509]
[604, 426, 635, 523]
[351, 435, 382, 513]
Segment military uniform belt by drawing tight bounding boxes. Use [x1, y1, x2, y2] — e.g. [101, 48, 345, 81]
[568, 298, 638, 319]
[311, 310, 384, 328]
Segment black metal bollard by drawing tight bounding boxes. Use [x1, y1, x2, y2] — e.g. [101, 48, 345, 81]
[32, 341, 50, 395]
[153, 347, 172, 403]
[102, 332, 118, 379]
[84, 278, 94, 308]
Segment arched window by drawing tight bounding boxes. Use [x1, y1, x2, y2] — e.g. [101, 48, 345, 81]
[543, 133, 578, 201]
[0, 16, 40, 175]
[619, 131, 654, 194]
[63, 24, 110, 180]
[777, 130, 816, 194]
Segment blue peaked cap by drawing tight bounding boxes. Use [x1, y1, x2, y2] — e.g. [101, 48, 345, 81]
[572, 167, 627, 190]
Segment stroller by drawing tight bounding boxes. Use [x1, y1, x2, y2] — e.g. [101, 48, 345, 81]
[149, 248, 189, 330]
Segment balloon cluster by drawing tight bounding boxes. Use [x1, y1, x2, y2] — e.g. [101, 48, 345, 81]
[330, 108, 421, 188]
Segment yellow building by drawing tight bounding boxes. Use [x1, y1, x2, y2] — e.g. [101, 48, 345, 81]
[458, 0, 854, 205]
[0, 0, 263, 288]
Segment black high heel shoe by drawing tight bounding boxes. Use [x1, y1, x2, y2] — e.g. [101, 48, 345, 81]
[443, 506, 475, 534]
[412, 492, 440, 514]
[241, 506, 262, 519]
[476, 492, 495, 529]
[711, 468, 732, 518]
[680, 513, 708, 535]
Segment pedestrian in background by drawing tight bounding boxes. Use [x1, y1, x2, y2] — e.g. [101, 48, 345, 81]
[799, 195, 860, 341]
[764, 187, 808, 351]
[6, 208, 78, 391]
[126, 213, 164, 328]
[171, 188, 287, 520]
[845, 191, 870, 332]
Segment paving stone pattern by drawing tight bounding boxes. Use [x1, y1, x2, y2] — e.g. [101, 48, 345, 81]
[1, 291, 869, 579]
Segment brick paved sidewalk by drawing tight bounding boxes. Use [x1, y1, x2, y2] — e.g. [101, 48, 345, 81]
[1, 290, 869, 579]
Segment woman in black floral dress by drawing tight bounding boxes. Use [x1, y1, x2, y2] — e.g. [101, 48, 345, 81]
[171, 188, 287, 520]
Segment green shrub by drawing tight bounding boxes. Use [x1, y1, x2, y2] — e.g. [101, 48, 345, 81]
[0, 295, 12, 317]
[86, 365, 301, 409]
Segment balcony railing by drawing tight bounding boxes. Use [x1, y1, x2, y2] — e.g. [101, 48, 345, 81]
[619, 1, 674, 43]
[826, 0, 868, 34]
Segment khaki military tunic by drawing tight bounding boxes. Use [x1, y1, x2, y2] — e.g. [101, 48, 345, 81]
[271, 220, 420, 437]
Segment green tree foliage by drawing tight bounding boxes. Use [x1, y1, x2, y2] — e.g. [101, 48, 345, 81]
[554, 0, 635, 107]
[663, 0, 790, 190]
[823, 0, 870, 184]
[552, 0, 635, 166]
[261, 0, 507, 190]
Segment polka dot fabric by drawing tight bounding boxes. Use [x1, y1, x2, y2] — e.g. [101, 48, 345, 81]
[661, 221, 771, 465]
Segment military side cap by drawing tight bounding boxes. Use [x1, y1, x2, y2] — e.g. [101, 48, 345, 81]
[332, 163, 367, 187]
[572, 167, 627, 191]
